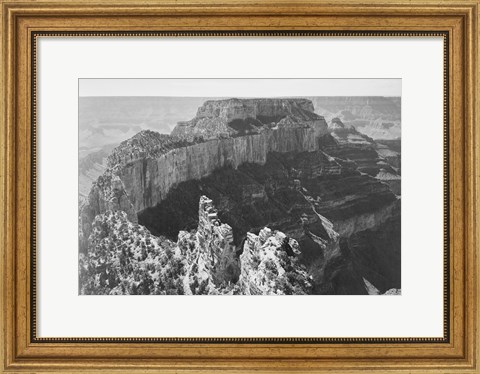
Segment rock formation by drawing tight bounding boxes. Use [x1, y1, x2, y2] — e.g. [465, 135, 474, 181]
[79, 210, 185, 295]
[322, 117, 401, 193]
[79, 97, 402, 295]
[172, 98, 326, 140]
[79, 172, 138, 254]
[178, 195, 238, 290]
[79, 196, 309, 295]
[106, 99, 328, 213]
[80, 98, 329, 252]
[78, 143, 115, 202]
[137, 143, 400, 294]
[238, 228, 313, 295]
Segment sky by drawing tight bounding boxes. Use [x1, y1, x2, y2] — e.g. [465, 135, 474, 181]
[79, 78, 401, 98]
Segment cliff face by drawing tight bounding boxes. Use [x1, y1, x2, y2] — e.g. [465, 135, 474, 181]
[88, 98, 328, 214]
[80, 98, 328, 253]
[323, 117, 401, 188]
[118, 127, 322, 212]
[78, 144, 115, 202]
[138, 146, 400, 294]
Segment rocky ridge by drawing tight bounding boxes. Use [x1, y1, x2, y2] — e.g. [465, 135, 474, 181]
[79, 195, 310, 295]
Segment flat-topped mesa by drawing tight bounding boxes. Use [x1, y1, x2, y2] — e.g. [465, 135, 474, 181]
[171, 98, 327, 140]
[196, 98, 317, 122]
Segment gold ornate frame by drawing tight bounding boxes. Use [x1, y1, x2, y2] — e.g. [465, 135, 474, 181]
[1, 0, 478, 372]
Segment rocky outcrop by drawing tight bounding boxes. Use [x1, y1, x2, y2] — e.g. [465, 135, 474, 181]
[79, 196, 311, 295]
[178, 196, 238, 290]
[178, 196, 311, 295]
[79, 172, 137, 254]
[238, 227, 313, 295]
[384, 288, 401, 295]
[79, 210, 185, 295]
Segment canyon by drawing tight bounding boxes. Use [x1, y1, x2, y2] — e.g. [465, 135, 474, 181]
[310, 96, 401, 140]
[79, 97, 401, 295]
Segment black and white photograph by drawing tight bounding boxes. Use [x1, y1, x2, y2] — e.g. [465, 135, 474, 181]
[78, 79, 401, 296]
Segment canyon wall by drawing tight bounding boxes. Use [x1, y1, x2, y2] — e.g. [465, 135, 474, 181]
[80, 98, 329, 253]
[118, 126, 326, 212]
[310, 96, 401, 140]
[79, 97, 402, 294]
[309, 96, 401, 121]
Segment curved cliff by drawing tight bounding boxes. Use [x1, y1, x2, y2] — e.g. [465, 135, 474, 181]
[80, 99, 329, 252]
[118, 126, 324, 212]
[96, 98, 328, 213]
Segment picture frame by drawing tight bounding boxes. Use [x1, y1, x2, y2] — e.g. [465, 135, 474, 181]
[1, 0, 478, 372]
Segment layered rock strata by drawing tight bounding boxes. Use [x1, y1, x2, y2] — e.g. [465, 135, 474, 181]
[80, 97, 401, 294]
[116, 126, 325, 212]
[172, 98, 325, 139]
[138, 147, 400, 294]
[80, 99, 329, 252]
